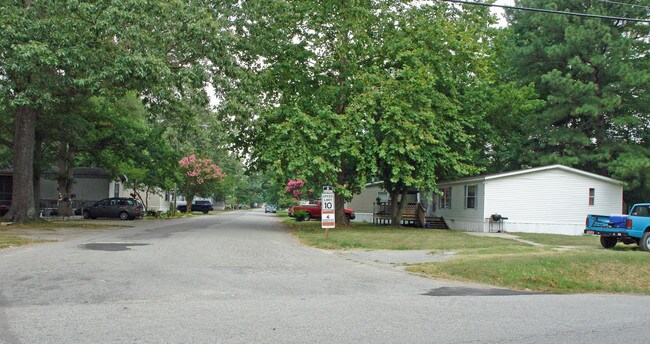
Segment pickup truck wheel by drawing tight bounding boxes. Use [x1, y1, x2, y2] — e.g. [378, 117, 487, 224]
[600, 236, 617, 249]
[640, 232, 650, 252]
[304, 213, 311, 221]
[202, 210, 208, 214]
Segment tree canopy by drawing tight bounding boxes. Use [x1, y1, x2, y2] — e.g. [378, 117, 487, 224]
[506, 0, 650, 205]
[0, 0, 237, 222]
[225, 0, 514, 223]
[2, 0, 647, 223]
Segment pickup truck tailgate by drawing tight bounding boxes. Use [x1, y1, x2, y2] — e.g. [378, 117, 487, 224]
[586, 214, 617, 229]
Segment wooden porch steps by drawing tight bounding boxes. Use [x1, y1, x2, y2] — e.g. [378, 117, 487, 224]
[425, 217, 449, 230]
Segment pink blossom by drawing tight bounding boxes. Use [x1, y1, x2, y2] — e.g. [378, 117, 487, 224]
[179, 155, 225, 185]
[286, 179, 306, 200]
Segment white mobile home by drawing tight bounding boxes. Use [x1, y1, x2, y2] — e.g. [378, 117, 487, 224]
[110, 181, 174, 212]
[431, 165, 624, 236]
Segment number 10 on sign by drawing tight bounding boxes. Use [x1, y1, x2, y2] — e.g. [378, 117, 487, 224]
[321, 187, 335, 233]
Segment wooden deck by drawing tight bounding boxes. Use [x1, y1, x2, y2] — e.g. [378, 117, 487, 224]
[372, 202, 448, 229]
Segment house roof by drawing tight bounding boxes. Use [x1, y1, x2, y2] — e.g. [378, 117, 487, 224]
[438, 164, 625, 186]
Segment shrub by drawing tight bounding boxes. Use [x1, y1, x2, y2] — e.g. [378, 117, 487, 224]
[293, 210, 309, 222]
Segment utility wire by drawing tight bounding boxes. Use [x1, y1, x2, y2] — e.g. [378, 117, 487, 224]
[441, 0, 650, 23]
[594, 0, 650, 10]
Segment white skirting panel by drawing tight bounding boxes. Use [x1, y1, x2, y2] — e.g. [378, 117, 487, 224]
[443, 218, 487, 232]
[443, 217, 584, 236]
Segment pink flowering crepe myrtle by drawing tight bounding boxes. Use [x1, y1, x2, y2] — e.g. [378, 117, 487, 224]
[179, 154, 225, 184]
[177, 154, 225, 213]
[285, 179, 314, 200]
[285, 179, 304, 199]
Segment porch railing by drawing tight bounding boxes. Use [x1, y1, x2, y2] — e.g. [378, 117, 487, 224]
[373, 202, 426, 228]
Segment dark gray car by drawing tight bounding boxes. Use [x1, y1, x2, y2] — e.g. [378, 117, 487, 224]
[83, 197, 145, 220]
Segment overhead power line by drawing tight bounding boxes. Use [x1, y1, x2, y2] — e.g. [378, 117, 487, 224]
[595, 0, 650, 10]
[441, 0, 650, 23]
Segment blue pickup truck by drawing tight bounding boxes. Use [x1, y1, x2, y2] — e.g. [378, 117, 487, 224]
[585, 203, 650, 251]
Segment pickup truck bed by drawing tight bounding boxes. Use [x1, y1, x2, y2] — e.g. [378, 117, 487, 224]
[585, 203, 650, 251]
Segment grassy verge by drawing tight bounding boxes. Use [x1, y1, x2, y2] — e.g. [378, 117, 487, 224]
[291, 220, 528, 252]
[0, 219, 130, 250]
[510, 232, 601, 247]
[284, 218, 650, 295]
[0, 236, 45, 249]
[407, 249, 650, 295]
[5, 220, 133, 230]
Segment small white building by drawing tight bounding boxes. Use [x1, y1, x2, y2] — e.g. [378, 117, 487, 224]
[431, 165, 624, 236]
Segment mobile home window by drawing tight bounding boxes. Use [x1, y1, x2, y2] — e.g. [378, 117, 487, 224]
[439, 187, 452, 209]
[465, 185, 477, 209]
[588, 188, 595, 206]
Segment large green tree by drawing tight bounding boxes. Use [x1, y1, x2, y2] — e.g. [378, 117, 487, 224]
[0, 0, 235, 222]
[506, 0, 650, 204]
[465, 28, 545, 173]
[72, 94, 182, 213]
[348, 3, 499, 223]
[228, 1, 505, 224]
[227, 0, 380, 224]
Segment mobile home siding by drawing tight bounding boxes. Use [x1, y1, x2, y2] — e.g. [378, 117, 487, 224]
[39, 168, 110, 207]
[433, 182, 486, 232]
[432, 165, 623, 235]
[111, 182, 172, 212]
[485, 170, 622, 235]
[348, 184, 382, 222]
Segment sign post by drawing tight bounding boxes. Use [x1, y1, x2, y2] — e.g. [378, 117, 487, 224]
[321, 186, 335, 238]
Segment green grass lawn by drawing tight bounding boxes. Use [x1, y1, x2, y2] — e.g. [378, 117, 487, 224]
[7, 220, 133, 230]
[408, 249, 650, 295]
[292, 221, 528, 252]
[510, 232, 601, 247]
[284, 218, 650, 295]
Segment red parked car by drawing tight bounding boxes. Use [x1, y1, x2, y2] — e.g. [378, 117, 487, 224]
[289, 200, 355, 223]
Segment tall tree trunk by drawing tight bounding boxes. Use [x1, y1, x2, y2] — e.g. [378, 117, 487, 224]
[185, 195, 194, 214]
[33, 136, 43, 213]
[3, 106, 37, 222]
[144, 186, 151, 211]
[57, 140, 75, 217]
[394, 189, 408, 225]
[130, 180, 146, 211]
[390, 189, 408, 226]
[334, 169, 347, 226]
[334, 192, 347, 225]
[389, 190, 399, 225]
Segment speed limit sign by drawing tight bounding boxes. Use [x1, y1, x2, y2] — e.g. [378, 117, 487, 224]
[321, 186, 335, 229]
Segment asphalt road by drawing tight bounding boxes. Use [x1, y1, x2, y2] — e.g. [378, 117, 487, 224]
[1, 210, 649, 344]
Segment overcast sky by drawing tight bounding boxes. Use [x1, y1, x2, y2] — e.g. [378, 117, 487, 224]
[493, 0, 515, 26]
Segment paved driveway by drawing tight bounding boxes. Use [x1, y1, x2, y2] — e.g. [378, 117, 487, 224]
[1, 210, 649, 343]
